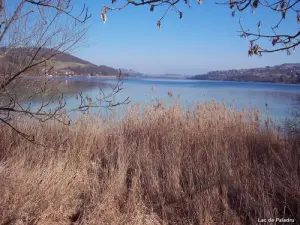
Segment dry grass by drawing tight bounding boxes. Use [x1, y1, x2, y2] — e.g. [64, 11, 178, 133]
[0, 100, 299, 225]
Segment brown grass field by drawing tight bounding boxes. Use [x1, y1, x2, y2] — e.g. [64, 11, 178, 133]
[0, 100, 299, 225]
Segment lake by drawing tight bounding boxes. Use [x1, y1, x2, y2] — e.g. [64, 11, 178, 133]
[23, 76, 300, 125]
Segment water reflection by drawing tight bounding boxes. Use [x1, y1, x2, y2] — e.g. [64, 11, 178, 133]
[11, 77, 109, 103]
[10, 77, 300, 125]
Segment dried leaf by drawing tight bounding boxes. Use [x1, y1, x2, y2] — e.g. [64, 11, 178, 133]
[101, 12, 107, 23]
[282, 10, 286, 19]
[272, 36, 279, 46]
[253, 44, 260, 55]
[280, 0, 286, 9]
[253, 0, 258, 8]
[150, 5, 154, 12]
[232, 11, 235, 17]
[297, 13, 300, 23]
[197, 0, 203, 4]
[112, 0, 116, 4]
[258, 21, 261, 28]
[248, 49, 253, 57]
[230, 0, 234, 9]
[157, 21, 161, 29]
[179, 12, 183, 19]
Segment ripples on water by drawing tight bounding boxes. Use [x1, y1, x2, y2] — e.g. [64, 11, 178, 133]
[17, 77, 300, 125]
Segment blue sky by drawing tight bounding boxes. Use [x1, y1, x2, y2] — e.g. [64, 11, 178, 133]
[72, 0, 300, 75]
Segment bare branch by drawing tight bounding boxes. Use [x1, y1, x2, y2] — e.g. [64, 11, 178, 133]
[102, 0, 300, 54]
[0, 0, 94, 145]
[25, 0, 91, 23]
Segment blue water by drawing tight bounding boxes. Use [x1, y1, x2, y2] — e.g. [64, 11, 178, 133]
[27, 77, 300, 124]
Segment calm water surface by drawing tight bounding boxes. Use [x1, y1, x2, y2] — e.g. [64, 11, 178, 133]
[26, 77, 300, 124]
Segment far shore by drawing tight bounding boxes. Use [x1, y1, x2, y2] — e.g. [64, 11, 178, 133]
[51, 74, 119, 79]
[95, 75, 118, 79]
[23, 74, 119, 79]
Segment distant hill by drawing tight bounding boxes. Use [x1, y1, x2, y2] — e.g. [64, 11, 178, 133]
[120, 69, 144, 77]
[0, 48, 119, 76]
[122, 71, 190, 79]
[160, 73, 191, 79]
[191, 63, 300, 84]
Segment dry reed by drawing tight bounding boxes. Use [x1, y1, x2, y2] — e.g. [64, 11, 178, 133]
[0, 100, 299, 225]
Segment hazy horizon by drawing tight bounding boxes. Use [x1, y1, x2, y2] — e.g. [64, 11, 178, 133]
[97, 62, 300, 76]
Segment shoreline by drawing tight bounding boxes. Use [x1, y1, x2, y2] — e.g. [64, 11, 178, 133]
[89, 75, 118, 79]
[24, 74, 118, 79]
[21, 75, 300, 85]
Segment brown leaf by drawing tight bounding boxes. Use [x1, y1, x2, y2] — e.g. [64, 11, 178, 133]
[253, 0, 258, 8]
[257, 21, 261, 28]
[101, 12, 107, 23]
[282, 10, 286, 19]
[253, 45, 260, 55]
[179, 12, 183, 19]
[230, 0, 234, 9]
[157, 21, 161, 29]
[272, 36, 280, 46]
[248, 49, 253, 57]
[150, 5, 154, 12]
[280, 0, 286, 9]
